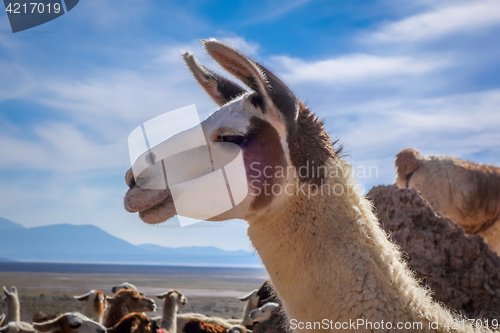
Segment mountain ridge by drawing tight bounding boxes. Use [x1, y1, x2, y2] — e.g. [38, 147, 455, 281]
[0, 217, 260, 266]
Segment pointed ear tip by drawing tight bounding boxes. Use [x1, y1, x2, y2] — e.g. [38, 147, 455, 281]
[202, 38, 227, 50]
[200, 38, 216, 44]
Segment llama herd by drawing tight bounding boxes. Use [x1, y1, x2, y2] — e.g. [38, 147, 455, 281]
[0, 281, 282, 333]
[122, 39, 500, 332]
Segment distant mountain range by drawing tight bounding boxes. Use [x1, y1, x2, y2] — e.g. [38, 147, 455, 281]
[0, 217, 261, 266]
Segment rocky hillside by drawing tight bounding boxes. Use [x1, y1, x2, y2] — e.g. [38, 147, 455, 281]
[368, 185, 500, 322]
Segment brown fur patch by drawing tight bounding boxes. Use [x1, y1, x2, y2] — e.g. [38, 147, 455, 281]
[288, 102, 338, 185]
[182, 319, 226, 333]
[93, 290, 106, 318]
[395, 148, 423, 188]
[455, 159, 500, 234]
[105, 290, 154, 328]
[243, 117, 286, 211]
[108, 313, 154, 333]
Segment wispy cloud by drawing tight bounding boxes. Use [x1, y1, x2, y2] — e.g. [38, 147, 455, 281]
[272, 53, 450, 84]
[368, 0, 500, 43]
[240, 0, 312, 26]
[0, 61, 34, 101]
[327, 88, 500, 189]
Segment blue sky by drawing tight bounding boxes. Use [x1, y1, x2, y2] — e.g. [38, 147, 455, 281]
[1, 0, 499, 251]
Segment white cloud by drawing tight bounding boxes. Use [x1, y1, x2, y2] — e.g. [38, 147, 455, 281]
[325, 88, 500, 189]
[370, 0, 500, 43]
[219, 36, 260, 56]
[0, 62, 34, 101]
[239, 0, 312, 26]
[0, 121, 128, 172]
[272, 53, 450, 84]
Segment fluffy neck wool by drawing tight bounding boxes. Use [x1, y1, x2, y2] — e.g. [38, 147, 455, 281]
[247, 159, 470, 333]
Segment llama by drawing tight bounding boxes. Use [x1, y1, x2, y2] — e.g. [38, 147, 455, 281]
[123, 39, 492, 332]
[32, 313, 105, 333]
[176, 314, 232, 333]
[239, 282, 280, 328]
[111, 283, 139, 294]
[237, 289, 259, 327]
[152, 313, 234, 333]
[1, 287, 34, 333]
[74, 290, 107, 324]
[181, 319, 226, 333]
[248, 303, 280, 324]
[108, 313, 158, 333]
[2, 287, 19, 324]
[104, 289, 156, 328]
[156, 290, 187, 333]
[395, 148, 500, 254]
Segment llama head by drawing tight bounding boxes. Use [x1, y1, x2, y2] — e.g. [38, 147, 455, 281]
[124, 39, 336, 225]
[156, 290, 187, 307]
[107, 290, 156, 313]
[2, 286, 17, 299]
[248, 302, 280, 323]
[109, 313, 158, 333]
[2, 286, 19, 312]
[111, 283, 138, 295]
[395, 148, 423, 188]
[33, 313, 105, 333]
[74, 290, 107, 320]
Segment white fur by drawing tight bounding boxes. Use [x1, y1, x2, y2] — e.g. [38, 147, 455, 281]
[249, 303, 279, 323]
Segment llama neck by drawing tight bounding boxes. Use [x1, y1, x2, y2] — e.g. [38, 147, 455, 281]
[6, 296, 20, 323]
[160, 297, 178, 333]
[82, 299, 104, 324]
[241, 297, 258, 327]
[247, 159, 460, 332]
[105, 302, 128, 328]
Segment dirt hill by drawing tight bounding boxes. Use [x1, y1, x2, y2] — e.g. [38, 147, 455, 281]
[368, 185, 500, 322]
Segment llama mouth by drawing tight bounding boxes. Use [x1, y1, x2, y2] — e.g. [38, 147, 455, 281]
[124, 186, 177, 225]
[124, 166, 177, 224]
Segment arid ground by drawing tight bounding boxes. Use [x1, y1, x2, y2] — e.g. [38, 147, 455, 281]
[0, 263, 268, 321]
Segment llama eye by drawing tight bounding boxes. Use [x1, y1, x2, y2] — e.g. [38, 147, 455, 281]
[219, 135, 245, 145]
[70, 323, 82, 329]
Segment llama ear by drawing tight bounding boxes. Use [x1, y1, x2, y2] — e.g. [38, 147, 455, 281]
[74, 292, 91, 301]
[33, 317, 61, 332]
[203, 39, 298, 136]
[155, 292, 167, 299]
[237, 290, 257, 301]
[183, 51, 247, 106]
[2, 287, 8, 296]
[11, 287, 17, 295]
